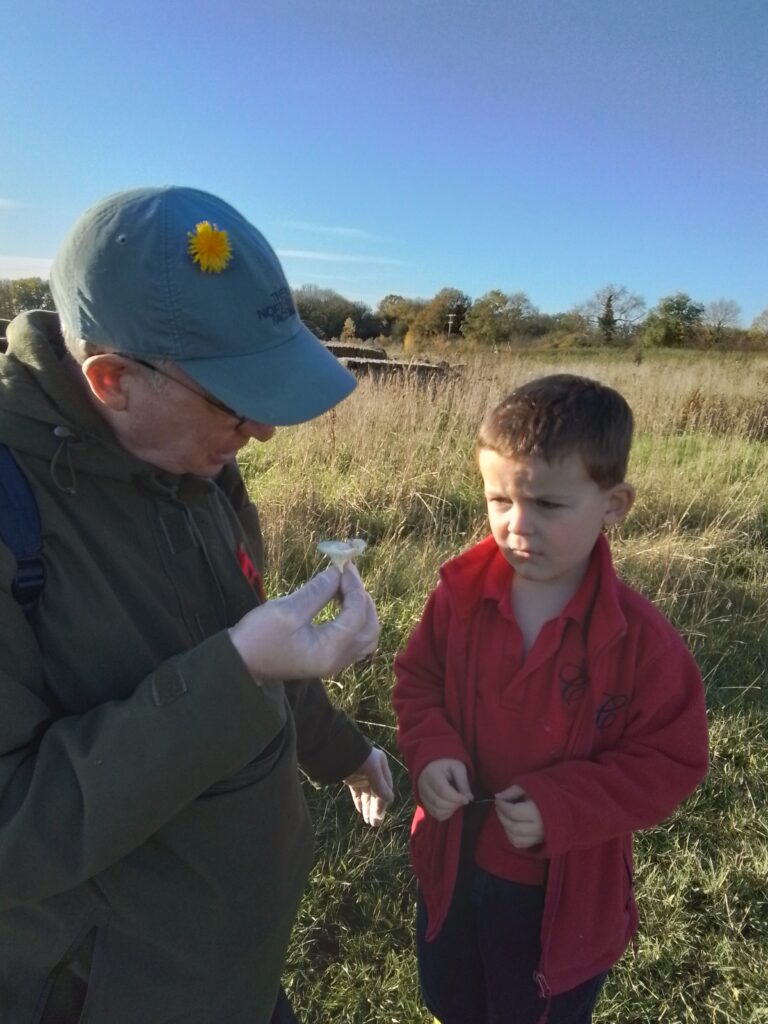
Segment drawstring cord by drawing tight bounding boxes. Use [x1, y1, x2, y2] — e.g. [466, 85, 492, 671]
[184, 505, 229, 625]
[50, 426, 79, 495]
[534, 971, 552, 1024]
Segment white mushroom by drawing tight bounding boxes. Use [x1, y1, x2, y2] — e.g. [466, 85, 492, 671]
[317, 538, 367, 571]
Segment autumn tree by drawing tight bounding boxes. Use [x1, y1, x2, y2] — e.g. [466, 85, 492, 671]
[409, 287, 471, 346]
[339, 317, 357, 343]
[597, 293, 617, 345]
[642, 293, 705, 348]
[0, 277, 54, 319]
[375, 293, 425, 344]
[461, 290, 510, 348]
[703, 298, 741, 346]
[461, 290, 540, 348]
[750, 307, 768, 338]
[576, 285, 646, 344]
[292, 285, 381, 341]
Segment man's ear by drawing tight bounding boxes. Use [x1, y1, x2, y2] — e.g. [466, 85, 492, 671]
[603, 482, 635, 527]
[81, 354, 135, 410]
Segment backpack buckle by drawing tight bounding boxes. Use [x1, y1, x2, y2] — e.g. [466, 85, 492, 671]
[11, 557, 46, 616]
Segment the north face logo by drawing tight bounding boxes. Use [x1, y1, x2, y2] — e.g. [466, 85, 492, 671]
[257, 287, 296, 325]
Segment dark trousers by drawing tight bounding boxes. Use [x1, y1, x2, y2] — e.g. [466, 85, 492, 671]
[270, 986, 298, 1024]
[416, 843, 606, 1024]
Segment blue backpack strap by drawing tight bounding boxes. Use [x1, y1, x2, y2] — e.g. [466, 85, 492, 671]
[0, 444, 45, 618]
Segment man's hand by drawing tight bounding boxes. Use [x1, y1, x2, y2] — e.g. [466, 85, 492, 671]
[494, 784, 544, 849]
[229, 564, 379, 682]
[417, 759, 472, 822]
[344, 748, 394, 828]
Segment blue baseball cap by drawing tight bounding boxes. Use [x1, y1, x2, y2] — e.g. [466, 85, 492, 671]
[50, 186, 356, 425]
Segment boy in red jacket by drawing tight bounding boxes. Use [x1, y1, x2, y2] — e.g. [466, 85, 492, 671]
[393, 374, 708, 1024]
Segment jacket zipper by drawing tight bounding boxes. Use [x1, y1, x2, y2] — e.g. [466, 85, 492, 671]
[534, 613, 625, 993]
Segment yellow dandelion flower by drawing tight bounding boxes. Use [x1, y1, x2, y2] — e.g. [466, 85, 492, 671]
[187, 221, 232, 273]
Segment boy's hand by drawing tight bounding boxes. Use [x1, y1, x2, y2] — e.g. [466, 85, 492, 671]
[494, 784, 544, 848]
[344, 747, 395, 828]
[417, 759, 472, 821]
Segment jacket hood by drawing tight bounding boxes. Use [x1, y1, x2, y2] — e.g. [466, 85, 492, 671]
[0, 310, 177, 489]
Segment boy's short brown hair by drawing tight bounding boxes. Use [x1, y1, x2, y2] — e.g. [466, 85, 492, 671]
[477, 374, 633, 488]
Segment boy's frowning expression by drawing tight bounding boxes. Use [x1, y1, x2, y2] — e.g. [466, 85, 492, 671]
[478, 448, 634, 592]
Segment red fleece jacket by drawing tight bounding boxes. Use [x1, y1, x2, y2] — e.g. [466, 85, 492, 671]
[393, 535, 709, 996]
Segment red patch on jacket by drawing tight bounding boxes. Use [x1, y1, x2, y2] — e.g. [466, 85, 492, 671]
[236, 545, 266, 602]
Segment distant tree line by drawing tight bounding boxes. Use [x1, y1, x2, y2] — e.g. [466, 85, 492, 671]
[0, 278, 55, 320]
[294, 282, 767, 352]
[2, 277, 767, 352]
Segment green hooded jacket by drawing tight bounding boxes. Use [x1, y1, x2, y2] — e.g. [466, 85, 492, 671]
[0, 311, 371, 1023]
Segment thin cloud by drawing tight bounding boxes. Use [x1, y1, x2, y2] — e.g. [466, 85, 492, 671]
[291, 272, 391, 284]
[0, 255, 53, 278]
[0, 198, 23, 210]
[278, 219, 382, 241]
[278, 248, 405, 267]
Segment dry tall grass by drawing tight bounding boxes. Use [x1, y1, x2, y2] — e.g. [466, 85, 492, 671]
[239, 348, 768, 1023]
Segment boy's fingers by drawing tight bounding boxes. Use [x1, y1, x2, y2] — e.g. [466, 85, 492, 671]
[497, 801, 535, 825]
[495, 783, 525, 802]
[448, 762, 472, 799]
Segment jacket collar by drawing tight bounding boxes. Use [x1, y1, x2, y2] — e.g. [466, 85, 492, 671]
[441, 532, 627, 654]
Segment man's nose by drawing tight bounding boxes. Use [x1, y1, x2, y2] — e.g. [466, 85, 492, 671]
[240, 421, 277, 442]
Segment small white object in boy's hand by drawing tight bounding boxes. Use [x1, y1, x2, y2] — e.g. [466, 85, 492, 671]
[317, 538, 367, 571]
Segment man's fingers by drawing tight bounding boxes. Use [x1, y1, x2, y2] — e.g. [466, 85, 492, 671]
[283, 566, 341, 624]
[348, 750, 395, 803]
[340, 566, 379, 630]
[230, 562, 382, 680]
[339, 560, 364, 589]
[370, 765, 394, 803]
[331, 570, 380, 646]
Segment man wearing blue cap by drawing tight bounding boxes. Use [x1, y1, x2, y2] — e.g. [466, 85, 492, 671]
[0, 187, 393, 1023]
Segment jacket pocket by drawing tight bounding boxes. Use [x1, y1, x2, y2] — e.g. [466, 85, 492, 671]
[35, 922, 103, 1024]
[202, 725, 288, 796]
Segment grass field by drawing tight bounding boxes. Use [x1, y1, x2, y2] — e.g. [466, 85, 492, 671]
[239, 349, 768, 1024]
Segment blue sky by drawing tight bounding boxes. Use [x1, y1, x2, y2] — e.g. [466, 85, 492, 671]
[2, 0, 767, 323]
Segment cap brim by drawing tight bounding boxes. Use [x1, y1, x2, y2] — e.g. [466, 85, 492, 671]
[179, 322, 357, 426]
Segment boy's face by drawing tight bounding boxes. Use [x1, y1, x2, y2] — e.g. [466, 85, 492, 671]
[478, 448, 634, 591]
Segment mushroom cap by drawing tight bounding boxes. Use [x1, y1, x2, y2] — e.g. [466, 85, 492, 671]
[317, 538, 367, 570]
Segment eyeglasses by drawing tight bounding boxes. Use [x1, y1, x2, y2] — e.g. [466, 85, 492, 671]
[121, 356, 248, 429]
